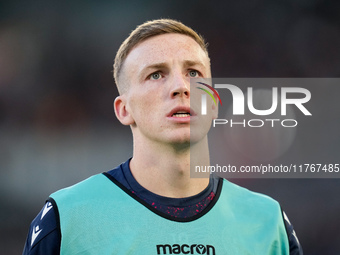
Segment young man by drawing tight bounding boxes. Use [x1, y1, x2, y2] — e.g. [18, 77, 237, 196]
[23, 19, 303, 254]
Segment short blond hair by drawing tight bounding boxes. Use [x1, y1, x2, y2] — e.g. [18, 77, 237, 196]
[113, 19, 208, 94]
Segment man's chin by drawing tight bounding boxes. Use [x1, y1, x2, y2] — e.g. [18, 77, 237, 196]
[169, 137, 191, 147]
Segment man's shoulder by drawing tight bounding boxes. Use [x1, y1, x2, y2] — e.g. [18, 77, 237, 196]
[221, 178, 278, 200]
[51, 161, 127, 200]
[51, 174, 105, 198]
[220, 178, 281, 214]
[50, 173, 126, 210]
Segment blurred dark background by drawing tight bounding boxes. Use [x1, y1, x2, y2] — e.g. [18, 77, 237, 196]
[1, 0, 340, 254]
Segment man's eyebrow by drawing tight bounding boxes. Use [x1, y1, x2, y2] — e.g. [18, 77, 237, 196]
[138, 62, 168, 79]
[138, 60, 206, 80]
[183, 60, 206, 68]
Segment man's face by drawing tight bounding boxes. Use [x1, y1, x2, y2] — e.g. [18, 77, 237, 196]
[118, 33, 216, 145]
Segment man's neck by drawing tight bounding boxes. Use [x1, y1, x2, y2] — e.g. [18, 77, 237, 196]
[130, 136, 210, 198]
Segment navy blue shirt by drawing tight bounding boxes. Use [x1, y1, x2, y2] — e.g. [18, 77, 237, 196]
[23, 159, 303, 254]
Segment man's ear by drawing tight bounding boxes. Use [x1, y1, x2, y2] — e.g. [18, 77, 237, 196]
[114, 95, 135, 125]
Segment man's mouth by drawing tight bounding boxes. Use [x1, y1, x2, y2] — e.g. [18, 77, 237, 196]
[172, 111, 191, 117]
[168, 107, 195, 119]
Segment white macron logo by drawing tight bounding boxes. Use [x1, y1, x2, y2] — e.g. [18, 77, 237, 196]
[41, 202, 53, 220]
[31, 202, 53, 246]
[31, 225, 42, 246]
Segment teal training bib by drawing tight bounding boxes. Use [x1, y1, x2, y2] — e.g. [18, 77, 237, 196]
[51, 174, 289, 255]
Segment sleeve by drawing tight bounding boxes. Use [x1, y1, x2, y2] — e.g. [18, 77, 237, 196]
[22, 199, 61, 255]
[282, 211, 303, 255]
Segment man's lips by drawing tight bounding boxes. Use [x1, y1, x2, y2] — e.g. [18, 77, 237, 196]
[167, 106, 196, 118]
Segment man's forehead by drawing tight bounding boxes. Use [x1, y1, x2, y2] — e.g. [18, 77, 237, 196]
[124, 33, 209, 70]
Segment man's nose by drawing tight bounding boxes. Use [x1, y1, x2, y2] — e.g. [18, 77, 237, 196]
[170, 73, 190, 98]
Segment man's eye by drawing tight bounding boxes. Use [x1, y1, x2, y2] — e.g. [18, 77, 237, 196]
[150, 72, 161, 80]
[189, 70, 199, 77]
